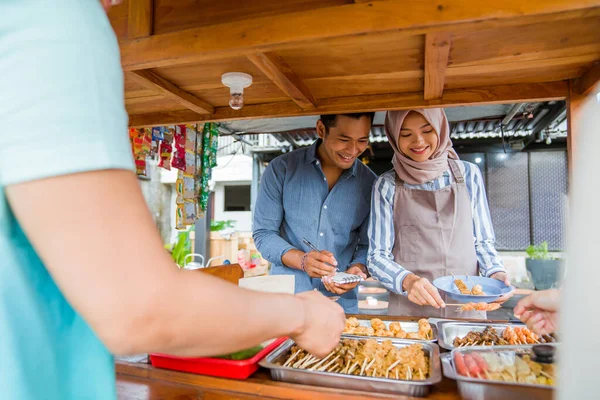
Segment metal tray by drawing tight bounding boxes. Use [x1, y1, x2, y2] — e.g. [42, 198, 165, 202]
[441, 345, 556, 400]
[438, 321, 549, 350]
[343, 318, 438, 343]
[259, 337, 442, 397]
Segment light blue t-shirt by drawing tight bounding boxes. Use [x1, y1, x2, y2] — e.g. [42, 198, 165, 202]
[0, 1, 134, 398]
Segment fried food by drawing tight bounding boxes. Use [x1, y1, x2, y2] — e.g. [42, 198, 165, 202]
[457, 302, 501, 312]
[454, 278, 471, 295]
[453, 326, 556, 347]
[343, 318, 433, 340]
[470, 284, 486, 296]
[281, 339, 430, 381]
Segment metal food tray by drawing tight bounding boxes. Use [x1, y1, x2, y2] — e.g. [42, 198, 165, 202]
[343, 319, 438, 343]
[438, 321, 545, 350]
[259, 337, 441, 397]
[441, 345, 556, 400]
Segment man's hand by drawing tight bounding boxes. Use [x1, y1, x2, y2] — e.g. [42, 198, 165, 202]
[303, 250, 337, 278]
[321, 264, 366, 295]
[490, 271, 515, 304]
[291, 291, 345, 358]
[402, 274, 445, 308]
[514, 289, 560, 335]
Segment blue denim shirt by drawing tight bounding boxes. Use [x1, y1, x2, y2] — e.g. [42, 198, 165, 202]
[253, 140, 376, 313]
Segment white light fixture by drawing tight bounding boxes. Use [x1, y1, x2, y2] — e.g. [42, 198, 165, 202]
[221, 72, 253, 110]
[475, 157, 482, 164]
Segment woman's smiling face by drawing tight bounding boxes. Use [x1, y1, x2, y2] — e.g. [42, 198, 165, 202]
[397, 111, 439, 162]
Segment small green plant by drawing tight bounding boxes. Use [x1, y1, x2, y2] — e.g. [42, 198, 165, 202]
[165, 227, 194, 267]
[210, 220, 236, 232]
[526, 241, 555, 260]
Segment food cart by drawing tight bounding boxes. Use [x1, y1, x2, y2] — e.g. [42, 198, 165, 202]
[109, 0, 600, 398]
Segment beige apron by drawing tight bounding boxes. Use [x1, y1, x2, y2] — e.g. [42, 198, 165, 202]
[388, 160, 485, 319]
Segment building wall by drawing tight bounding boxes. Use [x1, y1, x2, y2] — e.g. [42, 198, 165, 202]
[214, 181, 253, 232]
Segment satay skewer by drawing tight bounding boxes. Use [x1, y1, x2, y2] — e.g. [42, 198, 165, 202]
[283, 349, 302, 367]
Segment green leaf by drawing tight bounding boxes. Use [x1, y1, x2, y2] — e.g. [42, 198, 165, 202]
[215, 345, 264, 360]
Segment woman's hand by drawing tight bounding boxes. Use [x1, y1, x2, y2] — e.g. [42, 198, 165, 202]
[322, 265, 366, 295]
[402, 274, 445, 308]
[490, 271, 514, 303]
[514, 289, 560, 335]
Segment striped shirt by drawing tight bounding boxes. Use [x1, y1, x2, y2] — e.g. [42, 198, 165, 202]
[367, 161, 505, 295]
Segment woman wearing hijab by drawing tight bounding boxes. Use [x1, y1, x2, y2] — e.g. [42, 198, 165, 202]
[367, 108, 511, 317]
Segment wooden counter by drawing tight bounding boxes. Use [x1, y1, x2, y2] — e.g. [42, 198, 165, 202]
[116, 361, 461, 400]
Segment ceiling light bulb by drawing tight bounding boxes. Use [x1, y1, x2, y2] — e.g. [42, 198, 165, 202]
[229, 93, 244, 110]
[546, 136, 552, 145]
[475, 157, 482, 164]
[221, 72, 253, 110]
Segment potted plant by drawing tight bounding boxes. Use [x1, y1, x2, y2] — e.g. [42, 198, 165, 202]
[525, 241, 563, 290]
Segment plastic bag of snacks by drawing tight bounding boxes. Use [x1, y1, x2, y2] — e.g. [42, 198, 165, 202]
[151, 127, 164, 158]
[158, 126, 174, 170]
[172, 124, 187, 171]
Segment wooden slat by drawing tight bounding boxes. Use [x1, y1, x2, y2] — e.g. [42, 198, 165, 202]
[128, 81, 568, 127]
[128, 0, 154, 39]
[128, 70, 215, 115]
[424, 32, 452, 100]
[575, 62, 600, 95]
[119, 0, 600, 71]
[247, 52, 317, 109]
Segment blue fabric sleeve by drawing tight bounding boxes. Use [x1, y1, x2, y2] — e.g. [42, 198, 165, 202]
[0, 0, 133, 186]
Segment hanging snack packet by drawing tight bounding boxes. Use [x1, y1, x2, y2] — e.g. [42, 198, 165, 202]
[142, 128, 152, 156]
[175, 170, 186, 230]
[151, 127, 164, 158]
[172, 124, 187, 171]
[183, 200, 198, 226]
[182, 174, 196, 200]
[158, 126, 174, 170]
[184, 125, 200, 175]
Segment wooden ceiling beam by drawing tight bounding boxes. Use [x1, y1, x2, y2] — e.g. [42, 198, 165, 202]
[246, 52, 317, 109]
[128, 70, 214, 115]
[119, 1, 600, 71]
[128, 0, 154, 39]
[128, 81, 568, 127]
[424, 32, 452, 100]
[575, 62, 600, 96]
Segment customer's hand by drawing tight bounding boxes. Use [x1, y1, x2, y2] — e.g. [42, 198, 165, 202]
[303, 250, 337, 278]
[490, 272, 514, 304]
[321, 264, 366, 295]
[403, 274, 445, 308]
[514, 289, 560, 335]
[291, 291, 345, 358]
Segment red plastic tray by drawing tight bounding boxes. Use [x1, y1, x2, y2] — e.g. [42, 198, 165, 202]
[149, 337, 287, 379]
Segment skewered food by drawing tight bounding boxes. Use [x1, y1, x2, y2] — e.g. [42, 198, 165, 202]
[280, 339, 430, 381]
[457, 302, 500, 312]
[453, 326, 556, 347]
[454, 351, 555, 386]
[343, 318, 433, 340]
[470, 284, 486, 296]
[453, 326, 509, 347]
[454, 278, 471, 295]
[453, 275, 486, 296]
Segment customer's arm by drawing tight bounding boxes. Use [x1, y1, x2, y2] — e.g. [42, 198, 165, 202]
[7, 170, 344, 358]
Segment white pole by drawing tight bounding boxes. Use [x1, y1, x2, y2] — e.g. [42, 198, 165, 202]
[559, 91, 600, 399]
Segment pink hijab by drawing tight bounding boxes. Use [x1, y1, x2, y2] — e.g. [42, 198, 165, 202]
[384, 108, 459, 185]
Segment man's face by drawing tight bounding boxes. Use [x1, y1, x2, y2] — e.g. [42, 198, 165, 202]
[316, 116, 371, 170]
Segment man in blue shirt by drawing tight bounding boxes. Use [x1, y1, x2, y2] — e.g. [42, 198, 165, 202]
[253, 114, 377, 313]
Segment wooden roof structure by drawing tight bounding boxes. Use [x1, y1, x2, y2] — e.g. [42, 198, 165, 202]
[109, 0, 600, 129]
